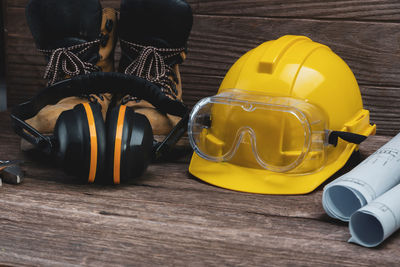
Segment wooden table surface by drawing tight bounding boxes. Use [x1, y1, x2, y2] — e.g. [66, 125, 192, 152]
[0, 111, 398, 266]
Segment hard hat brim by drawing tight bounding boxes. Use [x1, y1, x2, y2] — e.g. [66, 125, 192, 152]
[188, 144, 358, 195]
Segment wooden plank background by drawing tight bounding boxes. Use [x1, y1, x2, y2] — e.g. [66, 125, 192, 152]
[0, 0, 6, 111]
[4, 0, 400, 135]
[2, 2, 400, 265]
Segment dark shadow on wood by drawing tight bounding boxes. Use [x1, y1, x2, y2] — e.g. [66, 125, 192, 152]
[152, 145, 193, 164]
[315, 150, 363, 192]
[0, 0, 7, 111]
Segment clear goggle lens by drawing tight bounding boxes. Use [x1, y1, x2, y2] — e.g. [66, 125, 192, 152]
[188, 90, 328, 173]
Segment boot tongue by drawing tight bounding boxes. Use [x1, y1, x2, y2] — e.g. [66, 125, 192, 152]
[26, 0, 102, 52]
[119, 0, 193, 50]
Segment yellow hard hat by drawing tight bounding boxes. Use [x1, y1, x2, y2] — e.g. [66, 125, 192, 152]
[188, 35, 376, 195]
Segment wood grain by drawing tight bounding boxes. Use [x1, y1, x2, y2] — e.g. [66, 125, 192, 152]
[0, 111, 398, 266]
[0, 0, 7, 111]
[195, 0, 400, 21]
[3, 1, 400, 265]
[9, 0, 400, 22]
[6, 0, 199, 10]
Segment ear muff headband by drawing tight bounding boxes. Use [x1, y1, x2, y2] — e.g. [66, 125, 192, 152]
[10, 72, 188, 154]
[12, 72, 187, 121]
[113, 105, 127, 184]
[82, 103, 98, 183]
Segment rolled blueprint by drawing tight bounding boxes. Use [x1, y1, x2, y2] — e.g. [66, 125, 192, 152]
[323, 133, 400, 221]
[349, 183, 400, 247]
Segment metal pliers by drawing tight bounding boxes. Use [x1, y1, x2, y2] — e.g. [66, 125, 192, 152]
[0, 160, 24, 185]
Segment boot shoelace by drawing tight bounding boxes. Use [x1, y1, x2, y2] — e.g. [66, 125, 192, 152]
[120, 39, 185, 101]
[39, 39, 101, 86]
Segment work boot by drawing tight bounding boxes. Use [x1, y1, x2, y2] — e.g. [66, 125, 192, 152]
[24, 0, 117, 135]
[118, 0, 193, 136]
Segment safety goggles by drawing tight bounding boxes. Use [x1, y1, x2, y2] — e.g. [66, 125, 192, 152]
[188, 89, 366, 174]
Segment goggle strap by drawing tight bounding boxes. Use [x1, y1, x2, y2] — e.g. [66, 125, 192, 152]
[153, 112, 190, 160]
[328, 131, 367, 147]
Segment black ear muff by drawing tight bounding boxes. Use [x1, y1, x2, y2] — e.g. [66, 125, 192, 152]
[54, 102, 106, 183]
[106, 105, 153, 184]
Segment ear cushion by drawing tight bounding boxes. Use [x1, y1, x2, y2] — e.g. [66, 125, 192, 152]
[54, 102, 106, 182]
[106, 105, 153, 184]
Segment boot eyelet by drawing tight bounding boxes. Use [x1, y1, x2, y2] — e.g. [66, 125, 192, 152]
[99, 33, 109, 47]
[105, 19, 114, 33]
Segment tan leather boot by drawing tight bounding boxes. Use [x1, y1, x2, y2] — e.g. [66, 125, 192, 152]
[119, 55, 186, 136]
[25, 1, 117, 135]
[117, 0, 193, 136]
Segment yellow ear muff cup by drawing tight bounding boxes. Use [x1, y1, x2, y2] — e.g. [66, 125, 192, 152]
[54, 103, 106, 183]
[106, 105, 153, 184]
